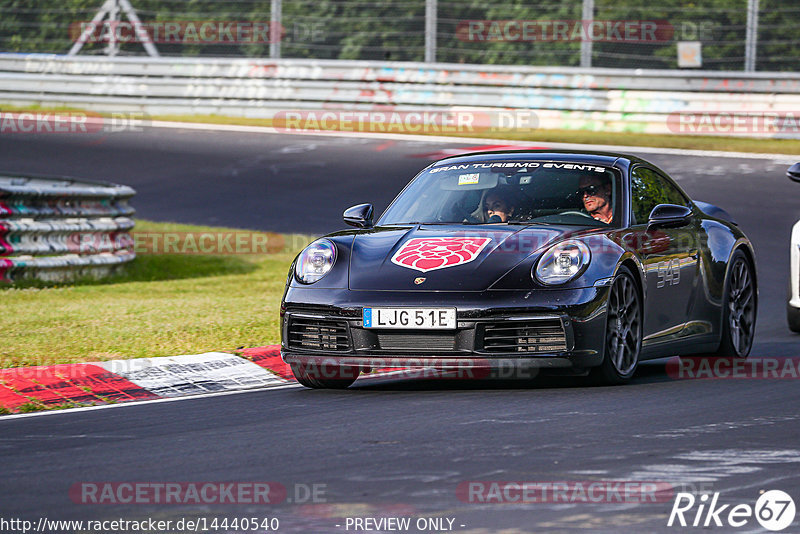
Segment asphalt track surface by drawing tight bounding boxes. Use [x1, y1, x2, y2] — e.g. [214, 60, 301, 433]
[1, 127, 799, 533]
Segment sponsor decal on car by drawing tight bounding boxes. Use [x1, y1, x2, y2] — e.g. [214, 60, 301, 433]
[391, 237, 491, 272]
[428, 162, 606, 174]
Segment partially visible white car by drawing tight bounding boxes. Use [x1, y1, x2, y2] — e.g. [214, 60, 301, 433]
[789, 163, 800, 333]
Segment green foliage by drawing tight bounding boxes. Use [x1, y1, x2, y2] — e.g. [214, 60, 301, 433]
[0, 0, 796, 69]
[15, 401, 47, 413]
[630, 167, 688, 223]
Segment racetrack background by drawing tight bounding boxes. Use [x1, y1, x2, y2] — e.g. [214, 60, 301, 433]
[2, 1, 800, 527]
[2, 116, 800, 534]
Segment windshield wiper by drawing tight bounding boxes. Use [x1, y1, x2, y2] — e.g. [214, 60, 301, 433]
[386, 221, 451, 225]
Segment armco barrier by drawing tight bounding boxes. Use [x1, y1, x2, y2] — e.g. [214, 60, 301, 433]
[1, 54, 800, 137]
[0, 174, 136, 283]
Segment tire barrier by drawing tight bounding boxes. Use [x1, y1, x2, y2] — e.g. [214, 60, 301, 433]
[0, 173, 136, 283]
[1, 53, 799, 138]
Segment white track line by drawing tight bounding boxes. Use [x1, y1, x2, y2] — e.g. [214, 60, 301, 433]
[0, 382, 304, 422]
[148, 120, 799, 162]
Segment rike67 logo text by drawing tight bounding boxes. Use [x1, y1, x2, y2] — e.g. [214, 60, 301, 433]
[668, 490, 796, 531]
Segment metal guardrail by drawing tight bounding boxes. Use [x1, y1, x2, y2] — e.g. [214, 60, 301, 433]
[0, 174, 136, 283]
[1, 53, 800, 137]
[4, 54, 800, 91]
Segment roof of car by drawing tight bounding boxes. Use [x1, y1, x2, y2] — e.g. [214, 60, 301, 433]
[429, 149, 648, 168]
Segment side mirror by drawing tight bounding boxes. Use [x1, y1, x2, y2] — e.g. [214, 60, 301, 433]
[788, 162, 800, 183]
[343, 203, 374, 228]
[648, 204, 693, 228]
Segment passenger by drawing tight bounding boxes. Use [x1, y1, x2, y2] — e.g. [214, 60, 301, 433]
[484, 187, 516, 223]
[578, 175, 613, 224]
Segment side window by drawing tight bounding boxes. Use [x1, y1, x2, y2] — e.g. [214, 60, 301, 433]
[630, 167, 689, 225]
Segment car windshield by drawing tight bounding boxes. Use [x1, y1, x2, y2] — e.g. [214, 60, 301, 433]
[379, 160, 620, 227]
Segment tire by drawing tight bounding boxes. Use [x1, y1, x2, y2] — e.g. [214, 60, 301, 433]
[712, 250, 756, 357]
[788, 304, 800, 333]
[590, 265, 642, 385]
[290, 362, 359, 389]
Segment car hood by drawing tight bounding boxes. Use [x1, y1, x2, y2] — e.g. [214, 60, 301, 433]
[348, 225, 568, 291]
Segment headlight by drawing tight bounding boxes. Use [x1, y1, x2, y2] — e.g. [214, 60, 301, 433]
[295, 239, 337, 284]
[534, 239, 591, 285]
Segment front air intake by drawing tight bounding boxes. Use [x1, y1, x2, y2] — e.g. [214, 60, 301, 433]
[482, 320, 567, 353]
[287, 317, 350, 351]
[376, 333, 456, 351]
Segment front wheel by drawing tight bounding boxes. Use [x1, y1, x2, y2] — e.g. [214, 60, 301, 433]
[713, 250, 756, 357]
[290, 362, 359, 389]
[590, 266, 642, 385]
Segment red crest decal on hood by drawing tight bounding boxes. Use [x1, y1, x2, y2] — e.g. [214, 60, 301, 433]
[391, 237, 491, 273]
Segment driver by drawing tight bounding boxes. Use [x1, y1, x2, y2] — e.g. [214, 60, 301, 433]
[578, 174, 613, 224]
[484, 187, 516, 223]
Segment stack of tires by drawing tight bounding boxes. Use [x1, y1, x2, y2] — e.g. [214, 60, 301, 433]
[0, 174, 136, 283]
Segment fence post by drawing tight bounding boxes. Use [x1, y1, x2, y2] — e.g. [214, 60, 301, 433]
[270, 0, 282, 59]
[68, 0, 159, 57]
[580, 0, 594, 68]
[425, 0, 437, 62]
[745, 0, 759, 72]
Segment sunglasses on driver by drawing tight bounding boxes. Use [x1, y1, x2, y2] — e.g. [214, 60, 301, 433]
[577, 184, 604, 197]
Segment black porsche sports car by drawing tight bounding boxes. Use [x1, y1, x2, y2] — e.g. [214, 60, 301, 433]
[280, 151, 757, 388]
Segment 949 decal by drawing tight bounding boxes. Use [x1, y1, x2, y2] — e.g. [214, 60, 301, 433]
[657, 259, 681, 288]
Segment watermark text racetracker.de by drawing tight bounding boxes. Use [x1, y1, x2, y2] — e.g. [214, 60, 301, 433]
[457, 480, 676, 504]
[666, 357, 800, 379]
[455, 20, 713, 42]
[70, 20, 283, 44]
[456, 19, 674, 42]
[76, 227, 699, 259]
[667, 111, 800, 135]
[69, 231, 291, 256]
[69, 481, 327, 505]
[0, 516, 280, 534]
[129, 231, 287, 255]
[272, 109, 541, 135]
[0, 112, 147, 135]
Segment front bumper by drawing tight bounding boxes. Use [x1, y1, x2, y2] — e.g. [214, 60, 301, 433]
[280, 286, 609, 372]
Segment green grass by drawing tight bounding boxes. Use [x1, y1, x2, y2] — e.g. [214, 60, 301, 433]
[152, 113, 800, 155]
[0, 220, 312, 369]
[14, 401, 91, 413]
[3, 103, 800, 155]
[446, 128, 800, 154]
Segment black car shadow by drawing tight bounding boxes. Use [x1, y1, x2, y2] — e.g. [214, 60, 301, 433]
[336, 359, 678, 392]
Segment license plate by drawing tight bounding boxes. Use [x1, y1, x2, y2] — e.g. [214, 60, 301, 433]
[362, 307, 456, 329]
